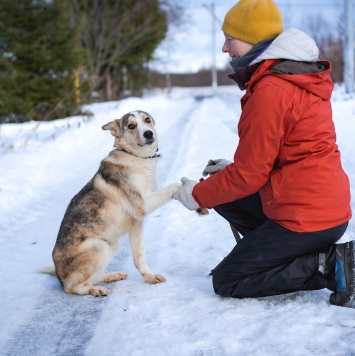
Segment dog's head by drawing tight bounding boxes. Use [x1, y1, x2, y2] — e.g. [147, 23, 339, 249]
[102, 111, 158, 158]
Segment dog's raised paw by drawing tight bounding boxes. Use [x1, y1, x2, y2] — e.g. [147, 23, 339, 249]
[168, 183, 183, 195]
[143, 273, 166, 284]
[89, 286, 110, 297]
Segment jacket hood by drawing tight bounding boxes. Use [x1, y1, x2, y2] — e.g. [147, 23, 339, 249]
[250, 28, 319, 65]
[248, 59, 333, 101]
[245, 28, 333, 100]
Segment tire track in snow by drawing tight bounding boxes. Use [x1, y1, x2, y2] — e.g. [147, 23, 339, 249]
[4, 289, 109, 356]
[152, 92, 203, 186]
[164, 92, 239, 182]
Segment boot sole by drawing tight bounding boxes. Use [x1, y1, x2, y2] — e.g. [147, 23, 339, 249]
[329, 241, 355, 307]
[344, 241, 355, 307]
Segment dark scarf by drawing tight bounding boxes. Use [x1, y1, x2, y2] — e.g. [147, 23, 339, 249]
[228, 38, 274, 90]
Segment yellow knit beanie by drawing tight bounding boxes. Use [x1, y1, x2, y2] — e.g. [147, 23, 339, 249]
[222, 0, 283, 45]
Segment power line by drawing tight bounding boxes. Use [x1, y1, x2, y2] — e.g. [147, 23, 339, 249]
[203, 3, 218, 89]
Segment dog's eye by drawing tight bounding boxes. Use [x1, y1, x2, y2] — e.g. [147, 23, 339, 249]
[145, 117, 151, 123]
[128, 124, 135, 130]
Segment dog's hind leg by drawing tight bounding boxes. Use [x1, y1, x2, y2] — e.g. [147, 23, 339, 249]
[129, 221, 166, 284]
[98, 239, 128, 283]
[60, 240, 112, 297]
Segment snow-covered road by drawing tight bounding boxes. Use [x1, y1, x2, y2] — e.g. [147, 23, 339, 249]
[1, 86, 355, 356]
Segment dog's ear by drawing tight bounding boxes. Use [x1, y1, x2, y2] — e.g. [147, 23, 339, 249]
[102, 120, 121, 137]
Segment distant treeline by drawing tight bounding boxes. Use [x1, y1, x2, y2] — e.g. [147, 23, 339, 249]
[150, 68, 235, 89]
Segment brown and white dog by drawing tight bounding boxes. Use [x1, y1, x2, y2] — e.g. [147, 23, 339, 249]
[41, 110, 182, 297]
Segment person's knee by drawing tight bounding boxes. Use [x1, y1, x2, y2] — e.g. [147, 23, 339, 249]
[212, 274, 223, 296]
[212, 272, 231, 297]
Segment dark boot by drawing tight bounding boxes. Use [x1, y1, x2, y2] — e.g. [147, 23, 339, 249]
[329, 241, 355, 307]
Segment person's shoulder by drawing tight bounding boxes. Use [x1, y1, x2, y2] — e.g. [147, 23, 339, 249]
[252, 74, 295, 99]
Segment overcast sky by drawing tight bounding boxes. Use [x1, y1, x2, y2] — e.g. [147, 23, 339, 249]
[150, 0, 344, 73]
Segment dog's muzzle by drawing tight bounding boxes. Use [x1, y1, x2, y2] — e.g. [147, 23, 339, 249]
[144, 130, 155, 144]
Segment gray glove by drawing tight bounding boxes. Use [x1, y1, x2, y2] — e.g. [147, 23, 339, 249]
[172, 177, 199, 211]
[202, 158, 232, 177]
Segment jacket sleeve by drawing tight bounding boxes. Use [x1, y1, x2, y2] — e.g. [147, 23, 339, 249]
[192, 80, 295, 209]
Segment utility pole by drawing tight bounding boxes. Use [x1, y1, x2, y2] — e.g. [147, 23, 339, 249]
[344, 0, 354, 93]
[211, 3, 217, 90]
[203, 3, 220, 90]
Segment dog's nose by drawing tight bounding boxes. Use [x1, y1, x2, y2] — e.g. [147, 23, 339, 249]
[143, 130, 153, 139]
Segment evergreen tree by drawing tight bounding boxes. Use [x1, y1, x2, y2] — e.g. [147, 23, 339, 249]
[0, 0, 80, 121]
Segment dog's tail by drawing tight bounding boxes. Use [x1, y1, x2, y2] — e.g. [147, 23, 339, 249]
[38, 266, 56, 276]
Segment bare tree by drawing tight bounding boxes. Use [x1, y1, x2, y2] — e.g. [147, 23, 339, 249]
[69, 0, 168, 101]
[160, 0, 184, 27]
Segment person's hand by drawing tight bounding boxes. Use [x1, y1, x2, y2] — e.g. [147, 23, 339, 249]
[202, 158, 232, 177]
[172, 177, 199, 211]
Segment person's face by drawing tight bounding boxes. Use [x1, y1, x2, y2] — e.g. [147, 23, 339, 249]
[222, 34, 254, 60]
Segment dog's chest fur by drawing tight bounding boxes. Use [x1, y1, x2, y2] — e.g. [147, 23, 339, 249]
[94, 150, 159, 226]
[103, 149, 158, 192]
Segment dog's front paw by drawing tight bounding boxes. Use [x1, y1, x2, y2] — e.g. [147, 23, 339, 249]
[143, 273, 166, 284]
[167, 183, 182, 196]
[88, 286, 110, 297]
[103, 271, 128, 283]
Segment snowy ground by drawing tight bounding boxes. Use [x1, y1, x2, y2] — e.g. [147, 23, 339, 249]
[0, 85, 355, 356]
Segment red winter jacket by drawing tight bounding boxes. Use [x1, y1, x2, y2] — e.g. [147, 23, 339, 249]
[192, 59, 352, 232]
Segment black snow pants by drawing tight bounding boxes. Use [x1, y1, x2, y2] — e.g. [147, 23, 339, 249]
[212, 193, 348, 298]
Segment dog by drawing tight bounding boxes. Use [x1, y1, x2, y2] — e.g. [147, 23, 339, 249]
[41, 110, 183, 297]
